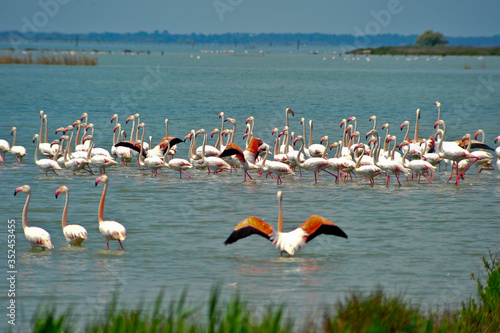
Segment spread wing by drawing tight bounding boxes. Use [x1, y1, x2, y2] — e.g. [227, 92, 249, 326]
[299, 215, 348, 243]
[223, 216, 274, 245]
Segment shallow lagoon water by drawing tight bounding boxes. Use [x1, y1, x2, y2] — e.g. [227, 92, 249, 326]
[1, 43, 500, 330]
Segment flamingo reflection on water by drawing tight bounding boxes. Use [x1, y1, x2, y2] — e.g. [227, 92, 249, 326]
[224, 191, 347, 256]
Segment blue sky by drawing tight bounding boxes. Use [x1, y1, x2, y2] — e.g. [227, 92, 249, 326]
[1, 0, 499, 37]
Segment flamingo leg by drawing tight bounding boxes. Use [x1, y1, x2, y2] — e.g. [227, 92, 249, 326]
[182, 170, 191, 178]
[245, 170, 253, 180]
[324, 169, 339, 182]
[106, 242, 109, 250]
[422, 172, 433, 184]
[118, 240, 124, 250]
[446, 163, 455, 183]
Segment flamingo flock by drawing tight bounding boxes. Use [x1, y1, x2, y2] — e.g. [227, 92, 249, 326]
[2, 105, 497, 187]
[6, 105, 499, 253]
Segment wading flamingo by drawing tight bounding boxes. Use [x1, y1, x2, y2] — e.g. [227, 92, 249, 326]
[257, 144, 294, 184]
[14, 185, 54, 250]
[224, 191, 347, 256]
[10, 127, 26, 162]
[55, 186, 88, 246]
[95, 175, 126, 249]
[33, 134, 62, 175]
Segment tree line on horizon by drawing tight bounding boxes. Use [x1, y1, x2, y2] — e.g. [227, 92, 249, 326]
[1, 30, 499, 48]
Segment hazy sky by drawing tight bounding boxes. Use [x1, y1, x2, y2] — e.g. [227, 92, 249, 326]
[1, 0, 499, 37]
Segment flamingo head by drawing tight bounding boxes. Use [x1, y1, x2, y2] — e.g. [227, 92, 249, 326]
[292, 135, 303, 146]
[329, 142, 339, 150]
[473, 130, 482, 140]
[320, 135, 328, 144]
[210, 128, 219, 138]
[416, 109, 421, 118]
[225, 117, 236, 124]
[72, 119, 80, 127]
[113, 125, 120, 133]
[495, 136, 499, 144]
[184, 132, 192, 141]
[85, 123, 94, 131]
[340, 118, 346, 128]
[218, 112, 224, 119]
[125, 115, 134, 124]
[400, 121, 409, 130]
[14, 185, 30, 196]
[245, 116, 254, 124]
[435, 101, 441, 107]
[381, 123, 389, 130]
[347, 116, 356, 122]
[271, 127, 278, 135]
[82, 135, 93, 143]
[80, 112, 88, 121]
[369, 115, 376, 122]
[111, 114, 118, 123]
[195, 129, 205, 137]
[39, 110, 44, 118]
[55, 185, 68, 199]
[63, 125, 73, 134]
[95, 175, 108, 187]
[286, 108, 294, 117]
[434, 120, 444, 128]
[10, 127, 16, 135]
[32, 134, 39, 143]
[365, 129, 377, 140]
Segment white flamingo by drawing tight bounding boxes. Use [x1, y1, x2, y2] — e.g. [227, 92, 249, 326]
[33, 134, 62, 175]
[95, 175, 126, 250]
[0, 136, 10, 163]
[55, 186, 88, 246]
[10, 127, 26, 162]
[14, 185, 54, 250]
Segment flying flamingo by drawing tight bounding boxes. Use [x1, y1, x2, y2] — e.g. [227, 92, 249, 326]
[14, 185, 54, 250]
[434, 120, 479, 185]
[10, 127, 27, 162]
[224, 191, 348, 256]
[55, 186, 88, 246]
[95, 175, 126, 249]
[33, 134, 62, 175]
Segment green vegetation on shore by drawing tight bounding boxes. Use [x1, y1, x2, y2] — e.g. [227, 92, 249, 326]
[27, 250, 499, 332]
[348, 45, 500, 56]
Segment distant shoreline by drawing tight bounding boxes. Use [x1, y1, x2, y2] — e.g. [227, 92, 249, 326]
[347, 45, 500, 56]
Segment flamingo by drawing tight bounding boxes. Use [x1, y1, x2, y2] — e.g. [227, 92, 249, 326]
[399, 141, 436, 184]
[200, 132, 231, 174]
[224, 191, 348, 256]
[300, 118, 325, 158]
[366, 130, 405, 187]
[433, 120, 479, 185]
[185, 130, 207, 171]
[293, 135, 336, 183]
[33, 134, 62, 175]
[0, 135, 10, 163]
[257, 144, 294, 184]
[352, 143, 384, 185]
[400, 120, 422, 160]
[55, 186, 88, 246]
[84, 135, 117, 174]
[95, 175, 126, 250]
[220, 137, 263, 180]
[38, 112, 55, 158]
[10, 127, 27, 162]
[14, 185, 54, 250]
[163, 140, 192, 178]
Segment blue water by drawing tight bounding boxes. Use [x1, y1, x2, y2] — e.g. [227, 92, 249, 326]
[1, 43, 500, 331]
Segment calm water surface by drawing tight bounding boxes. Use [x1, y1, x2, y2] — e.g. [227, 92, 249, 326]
[1, 43, 500, 330]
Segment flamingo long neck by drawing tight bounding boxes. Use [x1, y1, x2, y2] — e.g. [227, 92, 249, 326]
[220, 113, 225, 133]
[75, 123, 82, 147]
[22, 190, 30, 230]
[214, 130, 221, 150]
[189, 131, 197, 159]
[321, 137, 329, 159]
[478, 130, 485, 144]
[135, 116, 141, 142]
[355, 145, 365, 169]
[436, 122, 446, 154]
[262, 147, 269, 169]
[309, 120, 314, 148]
[130, 117, 136, 143]
[44, 116, 49, 143]
[403, 123, 410, 142]
[277, 194, 283, 233]
[230, 121, 236, 143]
[401, 143, 410, 165]
[39, 115, 44, 143]
[297, 137, 305, 168]
[85, 137, 94, 160]
[352, 119, 357, 134]
[165, 119, 169, 139]
[371, 116, 377, 131]
[34, 136, 40, 163]
[61, 191, 69, 228]
[12, 128, 17, 146]
[201, 133, 208, 162]
[414, 110, 420, 143]
[98, 181, 107, 223]
[138, 125, 146, 164]
[66, 130, 75, 160]
[391, 137, 397, 161]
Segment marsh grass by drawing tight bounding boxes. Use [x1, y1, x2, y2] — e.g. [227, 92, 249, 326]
[29, 250, 500, 332]
[0, 53, 98, 66]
